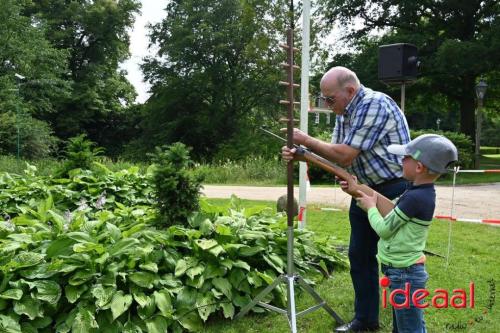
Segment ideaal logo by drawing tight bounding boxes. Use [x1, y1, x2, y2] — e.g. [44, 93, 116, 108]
[379, 276, 475, 309]
[379, 277, 496, 330]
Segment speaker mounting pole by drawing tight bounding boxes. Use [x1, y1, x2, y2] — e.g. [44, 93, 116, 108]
[401, 81, 406, 113]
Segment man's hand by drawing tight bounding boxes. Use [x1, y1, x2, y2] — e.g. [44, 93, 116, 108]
[281, 146, 296, 162]
[338, 175, 358, 195]
[280, 128, 309, 145]
[355, 190, 378, 212]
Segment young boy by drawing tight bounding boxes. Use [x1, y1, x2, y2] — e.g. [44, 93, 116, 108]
[355, 134, 458, 333]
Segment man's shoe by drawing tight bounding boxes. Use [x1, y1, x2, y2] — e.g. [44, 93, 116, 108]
[335, 319, 380, 332]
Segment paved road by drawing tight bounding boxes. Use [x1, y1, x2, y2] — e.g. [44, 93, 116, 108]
[202, 183, 500, 220]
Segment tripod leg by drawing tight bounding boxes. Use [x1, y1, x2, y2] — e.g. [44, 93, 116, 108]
[296, 276, 344, 325]
[287, 275, 298, 333]
[234, 275, 285, 320]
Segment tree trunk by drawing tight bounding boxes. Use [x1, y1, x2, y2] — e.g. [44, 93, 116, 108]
[459, 76, 476, 141]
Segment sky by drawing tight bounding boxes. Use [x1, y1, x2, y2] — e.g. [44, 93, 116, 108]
[122, 1, 167, 104]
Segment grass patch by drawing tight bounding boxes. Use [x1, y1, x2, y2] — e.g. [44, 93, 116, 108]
[0, 155, 147, 176]
[203, 199, 500, 333]
[2, 153, 498, 185]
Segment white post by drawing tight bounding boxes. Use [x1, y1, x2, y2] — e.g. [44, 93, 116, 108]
[299, 0, 311, 229]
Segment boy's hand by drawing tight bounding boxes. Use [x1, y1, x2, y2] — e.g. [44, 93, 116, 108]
[355, 190, 378, 211]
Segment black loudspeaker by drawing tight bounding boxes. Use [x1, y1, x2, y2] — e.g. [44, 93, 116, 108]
[378, 43, 418, 83]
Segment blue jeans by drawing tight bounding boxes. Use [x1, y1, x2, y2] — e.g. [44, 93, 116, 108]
[381, 263, 429, 333]
[348, 178, 408, 324]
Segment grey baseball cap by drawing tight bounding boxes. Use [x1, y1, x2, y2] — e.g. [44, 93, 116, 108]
[387, 134, 458, 174]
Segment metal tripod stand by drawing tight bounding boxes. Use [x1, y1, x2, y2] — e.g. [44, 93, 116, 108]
[234, 3, 344, 332]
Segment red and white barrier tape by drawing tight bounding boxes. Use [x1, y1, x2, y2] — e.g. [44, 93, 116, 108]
[456, 169, 500, 173]
[435, 215, 500, 227]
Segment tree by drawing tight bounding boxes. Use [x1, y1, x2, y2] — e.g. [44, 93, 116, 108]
[318, 0, 499, 140]
[25, 0, 141, 154]
[139, 0, 290, 160]
[0, 0, 68, 157]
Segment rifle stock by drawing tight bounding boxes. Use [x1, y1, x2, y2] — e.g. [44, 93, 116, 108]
[295, 147, 395, 217]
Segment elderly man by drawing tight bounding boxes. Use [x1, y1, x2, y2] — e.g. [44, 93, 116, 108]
[282, 66, 410, 332]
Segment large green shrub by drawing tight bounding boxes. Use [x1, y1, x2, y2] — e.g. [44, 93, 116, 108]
[149, 143, 204, 227]
[56, 134, 104, 177]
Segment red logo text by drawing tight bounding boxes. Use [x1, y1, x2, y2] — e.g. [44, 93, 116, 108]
[380, 276, 475, 309]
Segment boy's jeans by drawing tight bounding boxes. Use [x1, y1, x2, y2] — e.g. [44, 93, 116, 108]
[381, 263, 429, 333]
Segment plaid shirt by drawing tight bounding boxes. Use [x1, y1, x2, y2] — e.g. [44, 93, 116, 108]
[332, 85, 410, 186]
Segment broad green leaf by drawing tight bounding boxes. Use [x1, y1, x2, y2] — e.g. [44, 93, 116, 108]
[204, 262, 226, 279]
[13, 296, 43, 320]
[95, 252, 110, 265]
[153, 289, 173, 317]
[132, 291, 149, 308]
[257, 271, 275, 285]
[31, 316, 52, 329]
[194, 239, 218, 250]
[46, 237, 76, 258]
[208, 245, 225, 257]
[145, 315, 169, 333]
[215, 224, 232, 236]
[123, 320, 143, 333]
[129, 271, 156, 289]
[108, 238, 140, 256]
[232, 293, 252, 307]
[0, 289, 23, 300]
[177, 311, 202, 332]
[186, 265, 204, 280]
[239, 246, 264, 257]
[0, 314, 22, 332]
[229, 269, 246, 290]
[48, 210, 65, 232]
[72, 308, 99, 333]
[19, 263, 57, 279]
[186, 273, 205, 289]
[139, 262, 158, 273]
[25, 280, 61, 303]
[221, 302, 235, 319]
[212, 278, 232, 298]
[137, 295, 156, 319]
[110, 291, 133, 320]
[73, 242, 105, 254]
[232, 260, 250, 271]
[263, 254, 284, 273]
[247, 271, 263, 287]
[174, 259, 187, 277]
[69, 270, 94, 286]
[92, 284, 114, 308]
[220, 258, 233, 269]
[65, 284, 88, 304]
[9, 252, 44, 270]
[7, 233, 33, 244]
[199, 219, 214, 235]
[158, 273, 182, 288]
[175, 287, 197, 308]
[196, 293, 216, 322]
[67, 232, 94, 243]
[106, 222, 122, 241]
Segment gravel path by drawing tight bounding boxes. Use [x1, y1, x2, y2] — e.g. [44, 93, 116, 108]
[202, 183, 500, 220]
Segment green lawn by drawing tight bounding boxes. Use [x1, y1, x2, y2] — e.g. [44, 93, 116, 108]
[203, 199, 500, 333]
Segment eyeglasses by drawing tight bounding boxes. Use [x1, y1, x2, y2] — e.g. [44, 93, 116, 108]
[320, 95, 336, 105]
